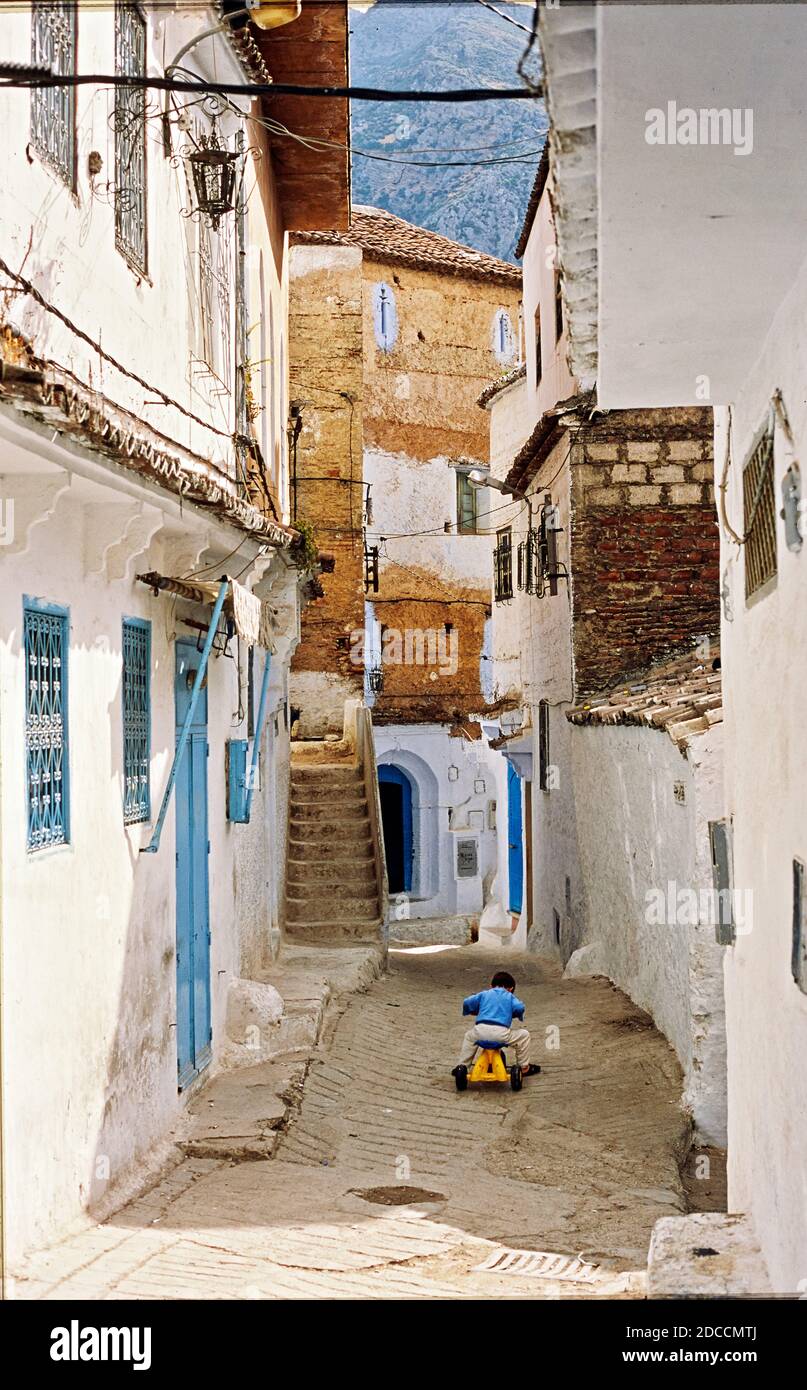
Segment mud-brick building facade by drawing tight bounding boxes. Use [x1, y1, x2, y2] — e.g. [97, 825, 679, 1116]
[289, 207, 522, 922]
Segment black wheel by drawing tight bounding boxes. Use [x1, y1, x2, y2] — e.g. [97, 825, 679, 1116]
[454, 1065, 468, 1092]
[510, 1065, 523, 1092]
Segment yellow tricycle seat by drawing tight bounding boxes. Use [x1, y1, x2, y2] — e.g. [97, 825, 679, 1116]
[454, 1044, 522, 1092]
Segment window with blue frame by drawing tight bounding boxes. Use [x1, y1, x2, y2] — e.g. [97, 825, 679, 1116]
[122, 618, 151, 824]
[24, 600, 70, 851]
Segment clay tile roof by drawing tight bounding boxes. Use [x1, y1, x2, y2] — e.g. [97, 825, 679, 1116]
[566, 644, 723, 752]
[291, 206, 522, 288]
[515, 141, 550, 260]
[477, 362, 526, 409]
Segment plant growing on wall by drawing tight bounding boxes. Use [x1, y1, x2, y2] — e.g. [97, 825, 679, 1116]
[291, 518, 318, 574]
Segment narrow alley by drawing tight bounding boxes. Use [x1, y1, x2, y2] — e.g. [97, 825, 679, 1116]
[15, 947, 696, 1301]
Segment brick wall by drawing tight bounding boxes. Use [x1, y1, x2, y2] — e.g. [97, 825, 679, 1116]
[570, 407, 719, 697]
[288, 245, 365, 734]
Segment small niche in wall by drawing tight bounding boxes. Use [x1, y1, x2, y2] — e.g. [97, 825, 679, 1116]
[792, 858, 807, 993]
[373, 282, 398, 352]
[492, 308, 516, 365]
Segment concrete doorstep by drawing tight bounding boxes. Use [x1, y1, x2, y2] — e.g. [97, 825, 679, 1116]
[178, 943, 384, 1164]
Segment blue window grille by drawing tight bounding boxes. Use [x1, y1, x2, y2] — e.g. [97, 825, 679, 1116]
[114, 2, 147, 273]
[31, 2, 77, 188]
[122, 618, 151, 824]
[24, 601, 70, 851]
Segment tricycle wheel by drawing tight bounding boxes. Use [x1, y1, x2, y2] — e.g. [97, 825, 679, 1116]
[510, 1065, 523, 1092]
[454, 1065, 468, 1092]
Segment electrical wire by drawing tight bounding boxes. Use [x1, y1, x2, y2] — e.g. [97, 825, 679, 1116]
[5, 72, 544, 103]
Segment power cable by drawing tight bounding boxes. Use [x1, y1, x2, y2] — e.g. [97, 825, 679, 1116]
[4, 72, 544, 102]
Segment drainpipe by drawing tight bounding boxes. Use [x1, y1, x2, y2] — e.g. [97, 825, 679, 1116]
[141, 578, 230, 854]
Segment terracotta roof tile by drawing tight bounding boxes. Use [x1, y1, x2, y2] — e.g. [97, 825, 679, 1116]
[567, 645, 723, 752]
[291, 206, 522, 287]
[477, 362, 526, 409]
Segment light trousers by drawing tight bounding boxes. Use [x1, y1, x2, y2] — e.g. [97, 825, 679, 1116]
[459, 1021, 531, 1068]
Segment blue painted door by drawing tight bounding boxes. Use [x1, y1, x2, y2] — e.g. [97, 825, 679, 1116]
[378, 764, 413, 894]
[175, 642, 211, 1090]
[507, 761, 523, 915]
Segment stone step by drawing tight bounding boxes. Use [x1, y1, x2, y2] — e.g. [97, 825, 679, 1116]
[291, 765, 363, 789]
[287, 843, 375, 864]
[289, 789, 365, 809]
[285, 894, 380, 924]
[287, 858, 377, 887]
[291, 798, 369, 822]
[284, 919, 383, 944]
[287, 876, 378, 902]
[288, 816, 371, 842]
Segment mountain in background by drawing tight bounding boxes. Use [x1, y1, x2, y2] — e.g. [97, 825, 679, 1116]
[349, 1, 546, 263]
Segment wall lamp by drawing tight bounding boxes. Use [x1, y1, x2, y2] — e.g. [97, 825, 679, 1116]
[460, 464, 534, 526]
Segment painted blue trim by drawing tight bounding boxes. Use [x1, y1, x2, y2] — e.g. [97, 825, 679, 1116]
[141, 578, 228, 854]
[244, 651, 271, 823]
[378, 763, 413, 893]
[23, 596, 70, 852]
[122, 616, 152, 825]
[507, 760, 523, 915]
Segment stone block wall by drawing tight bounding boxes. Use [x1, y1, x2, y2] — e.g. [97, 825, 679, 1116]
[570, 407, 719, 697]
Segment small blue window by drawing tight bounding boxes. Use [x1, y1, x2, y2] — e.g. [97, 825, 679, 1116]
[24, 599, 70, 851]
[372, 282, 398, 351]
[492, 308, 516, 364]
[122, 618, 151, 824]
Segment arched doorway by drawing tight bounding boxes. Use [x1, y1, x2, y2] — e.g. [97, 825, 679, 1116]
[378, 764, 413, 894]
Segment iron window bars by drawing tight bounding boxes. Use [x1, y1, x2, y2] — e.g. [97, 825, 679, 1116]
[515, 501, 568, 598]
[122, 618, 151, 825]
[743, 412, 777, 599]
[494, 527, 513, 602]
[31, 1, 76, 187]
[24, 602, 69, 851]
[114, 2, 147, 274]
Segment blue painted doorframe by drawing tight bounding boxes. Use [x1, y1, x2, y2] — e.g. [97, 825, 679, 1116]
[175, 642, 211, 1090]
[507, 761, 524, 915]
[378, 764, 413, 894]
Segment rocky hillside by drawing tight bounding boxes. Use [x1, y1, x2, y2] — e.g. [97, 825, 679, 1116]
[349, 1, 547, 263]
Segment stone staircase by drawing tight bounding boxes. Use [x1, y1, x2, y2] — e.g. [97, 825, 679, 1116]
[285, 753, 384, 941]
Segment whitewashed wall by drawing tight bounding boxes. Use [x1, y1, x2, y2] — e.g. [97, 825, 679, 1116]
[0, 6, 297, 1265]
[375, 725, 498, 921]
[0, 466, 293, 1263]
[713, 245, 807, 1291]
[568, 722, 727, 1145]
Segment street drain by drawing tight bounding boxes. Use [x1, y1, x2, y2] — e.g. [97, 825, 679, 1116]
[473, 1247, 600, 1283]
[349, 1185, 446, 1206]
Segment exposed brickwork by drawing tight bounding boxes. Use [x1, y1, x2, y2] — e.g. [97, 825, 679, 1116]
[569, 408, 719, 698]
[289, 231, 520, 732]
[289, 247, 365, 730]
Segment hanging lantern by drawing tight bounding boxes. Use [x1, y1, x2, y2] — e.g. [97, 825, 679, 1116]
[187, 123, 238, 227]
[248, 2, 302, 29]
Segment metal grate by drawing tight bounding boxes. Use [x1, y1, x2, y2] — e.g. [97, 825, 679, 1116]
[494, 527, 513, 602]
[114, 2, 147, 273]
[122, 618, 151, 824]
[31, 2, 76, 186]
[743, 419, 777, 598]
[24, 603, 69, 851]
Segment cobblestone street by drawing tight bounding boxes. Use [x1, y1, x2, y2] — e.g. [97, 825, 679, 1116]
[14, 946, 692, 1300]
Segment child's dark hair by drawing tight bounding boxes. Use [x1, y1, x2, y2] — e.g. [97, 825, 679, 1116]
[491, 970, 516, 990]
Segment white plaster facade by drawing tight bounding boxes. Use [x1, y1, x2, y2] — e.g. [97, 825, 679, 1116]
[375, 724, 499, 922]
[0, 4, 303, 1267]
[541, 0, 807, 1290]
[568, 724, 727, 1145]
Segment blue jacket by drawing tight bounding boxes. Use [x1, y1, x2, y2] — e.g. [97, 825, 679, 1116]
[462, 987, 525, 1028]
